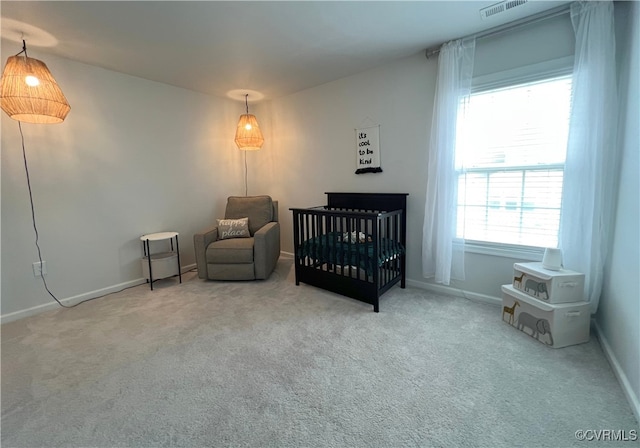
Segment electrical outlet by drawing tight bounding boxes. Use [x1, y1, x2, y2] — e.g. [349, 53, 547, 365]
[32, 261, 47, 277]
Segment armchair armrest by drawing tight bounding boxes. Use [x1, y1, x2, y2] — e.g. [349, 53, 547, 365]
[193, 225, 219, 279]
[254, 222, 280, 279]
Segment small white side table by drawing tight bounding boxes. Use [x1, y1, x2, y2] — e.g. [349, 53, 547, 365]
[140, 231, 182, 290]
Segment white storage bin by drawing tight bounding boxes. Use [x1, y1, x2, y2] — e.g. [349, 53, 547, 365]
[513, 262, 585, 304]
[501, 284, 590, 348]
[142, 252, 179, 280]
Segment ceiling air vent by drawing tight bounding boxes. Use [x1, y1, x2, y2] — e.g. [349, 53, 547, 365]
[480, 0, 529, 20]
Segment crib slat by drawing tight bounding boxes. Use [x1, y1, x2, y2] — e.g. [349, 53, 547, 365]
[330, 213, 336, 273]
[393, 215, 396, 282]
[355, 217, 361, 281]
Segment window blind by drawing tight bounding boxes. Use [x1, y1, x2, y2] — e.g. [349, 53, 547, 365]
[455, 75, 572, 248]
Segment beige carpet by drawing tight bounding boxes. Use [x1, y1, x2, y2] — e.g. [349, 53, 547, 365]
[2, 258, 638, 447]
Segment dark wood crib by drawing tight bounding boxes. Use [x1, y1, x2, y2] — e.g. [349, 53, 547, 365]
[290, 192, 408, 312]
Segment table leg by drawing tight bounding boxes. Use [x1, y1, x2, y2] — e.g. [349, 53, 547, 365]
[146, 239, 154, 290]
[175, 235, 182, 284]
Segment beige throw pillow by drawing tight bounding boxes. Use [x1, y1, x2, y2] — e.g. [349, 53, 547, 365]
[217, 217, 250, 240]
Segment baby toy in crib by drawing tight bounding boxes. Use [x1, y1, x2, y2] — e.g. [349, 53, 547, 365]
[340, 231, 373, 243]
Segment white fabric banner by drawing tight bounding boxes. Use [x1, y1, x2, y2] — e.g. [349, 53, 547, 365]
[355, 126, 382, 174]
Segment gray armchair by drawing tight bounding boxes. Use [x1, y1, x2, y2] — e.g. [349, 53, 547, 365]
[194, 195, 280, 281]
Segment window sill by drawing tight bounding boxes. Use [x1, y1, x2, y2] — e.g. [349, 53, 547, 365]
[455, 240, 545, 261]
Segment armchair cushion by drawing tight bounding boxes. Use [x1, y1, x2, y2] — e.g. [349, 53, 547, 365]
[225, 196, 273, 235]
[216, 217, 250, 240]
[206, 237, 255, 264]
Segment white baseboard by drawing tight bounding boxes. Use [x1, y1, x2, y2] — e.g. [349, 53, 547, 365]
[593, 320, 640, 424]
[406, 278, 502, 306]
[1, 278, 145, 324]
[280, 251, 502, 305]
[180, 263, 198, 273]
[1, 263, 197, 325]
[409, 279, 639, 423]
[278, 255, 499, 306]
[280, 256, 500, 305]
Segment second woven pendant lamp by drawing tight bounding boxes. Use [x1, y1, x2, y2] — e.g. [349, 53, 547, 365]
[234, 94, 263, 151]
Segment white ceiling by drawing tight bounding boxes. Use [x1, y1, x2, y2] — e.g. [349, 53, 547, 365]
[0, 1, 572, 102]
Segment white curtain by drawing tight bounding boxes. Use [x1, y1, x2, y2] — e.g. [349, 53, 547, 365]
[422, 38, 475, 284]
[560, 0, 618, 313]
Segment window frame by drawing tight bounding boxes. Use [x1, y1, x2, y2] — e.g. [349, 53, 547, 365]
[457, 56, 574, 259]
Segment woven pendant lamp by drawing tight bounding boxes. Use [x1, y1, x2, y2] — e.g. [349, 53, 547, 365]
[234, 94, 263, 151]
[0, 42, 70, 124]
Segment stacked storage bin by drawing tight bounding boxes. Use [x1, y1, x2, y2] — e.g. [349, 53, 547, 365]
[501, 262, 590, 348]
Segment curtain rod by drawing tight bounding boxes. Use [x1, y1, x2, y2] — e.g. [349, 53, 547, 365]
[425, 4, 571, 59]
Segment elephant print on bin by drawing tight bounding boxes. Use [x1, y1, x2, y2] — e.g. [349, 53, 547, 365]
[516, 312, 554, 346]
[524, 279, 549, 300]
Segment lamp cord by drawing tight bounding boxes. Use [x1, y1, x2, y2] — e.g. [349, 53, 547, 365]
[244, 93, 249, 196]
[18, 122, 70, 307]
[244, 150, 248, 196]
[16, 39, 28, 57]
[18, 122, 139, 308]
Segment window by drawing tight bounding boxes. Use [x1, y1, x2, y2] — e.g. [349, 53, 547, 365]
[455, 75, 572, 248]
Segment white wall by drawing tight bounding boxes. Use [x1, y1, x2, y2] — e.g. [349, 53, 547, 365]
[598, 0, 640, 421]
[260, 52, 435, 285]
[1, 47, 247, 319]
[262, 12, 575, 300]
